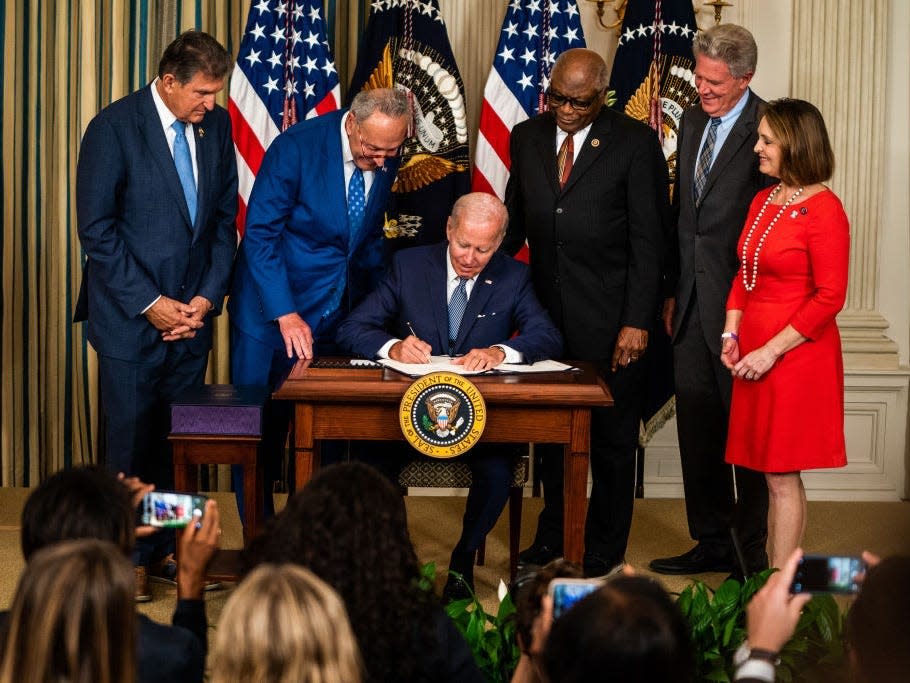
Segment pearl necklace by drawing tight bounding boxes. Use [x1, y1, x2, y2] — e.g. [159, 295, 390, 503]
[741, 184, 804, 292]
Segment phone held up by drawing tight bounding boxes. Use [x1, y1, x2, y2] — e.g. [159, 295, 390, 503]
[790, 555, 865, 594]
[549, 578, 604, 619]
[139, 491, 207, 529]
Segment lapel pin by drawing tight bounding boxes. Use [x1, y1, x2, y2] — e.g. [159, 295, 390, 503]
[800, 207, 808, 215]
[790, 210, 798, 218]
[484, 279, 493, 285]
[197, 127, 205, 138]
[590, 138, 600, 147]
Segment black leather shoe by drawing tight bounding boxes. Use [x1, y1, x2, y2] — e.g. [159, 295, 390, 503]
[442, 575, 473, 603]
[517, 543, 563, 568]
[583, 553, 625, 579]
[648, 544, 733, 575]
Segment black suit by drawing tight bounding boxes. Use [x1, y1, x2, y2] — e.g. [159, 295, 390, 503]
[504, 108, 667, 566]
[665, 91, 772, 566]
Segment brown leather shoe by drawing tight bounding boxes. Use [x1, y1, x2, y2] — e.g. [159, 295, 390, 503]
[134, 566, 152, 603]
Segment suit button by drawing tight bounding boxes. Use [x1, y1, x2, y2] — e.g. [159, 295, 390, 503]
[557, 241, 565, 248]
[556, 208, 564, 214]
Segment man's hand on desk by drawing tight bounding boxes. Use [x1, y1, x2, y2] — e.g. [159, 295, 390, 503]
[452, 346, 506, 372]
[277, 312, 314, 359]
[389, 335, 432, 364]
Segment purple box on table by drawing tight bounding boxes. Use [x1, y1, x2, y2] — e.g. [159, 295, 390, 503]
[171, 384, 270, 436]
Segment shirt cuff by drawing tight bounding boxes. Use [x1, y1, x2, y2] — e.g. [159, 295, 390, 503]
[734, 659, 775, 682]
[377, 339, 398, 359]
[494, 344, 522, 364]
[141, 294, 161, 314]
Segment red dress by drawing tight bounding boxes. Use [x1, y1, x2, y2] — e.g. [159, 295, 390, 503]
[725, 187, 849, 472]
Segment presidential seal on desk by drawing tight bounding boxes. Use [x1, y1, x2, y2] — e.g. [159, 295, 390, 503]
[399, 372, 486, 458]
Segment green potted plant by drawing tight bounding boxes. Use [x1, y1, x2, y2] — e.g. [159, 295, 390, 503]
[676, 571, 848, 682]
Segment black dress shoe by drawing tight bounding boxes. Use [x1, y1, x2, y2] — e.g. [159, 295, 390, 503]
[648, 544, 733, 575]
[517, 543, 563, 568]
[583, 553, 625, 579]
[442, 575, 473, 603]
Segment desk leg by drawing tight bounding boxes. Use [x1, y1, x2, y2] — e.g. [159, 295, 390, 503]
[293, 403, 318, 492]
[563, 408, 591, 564]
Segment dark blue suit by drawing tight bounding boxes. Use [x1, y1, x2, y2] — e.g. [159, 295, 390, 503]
[74, 84, 237, 487]
[228, 109, 401, 515]
[229, 109, 400, 360]
[337, 243, 562, 578]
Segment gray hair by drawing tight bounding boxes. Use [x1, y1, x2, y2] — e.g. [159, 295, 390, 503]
[693, 24, 757, 79]
[349, 88, 411, 123]
[450, 192, 509, 240]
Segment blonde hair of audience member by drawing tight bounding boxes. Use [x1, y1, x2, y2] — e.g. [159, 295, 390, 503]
[210, 563, 362, 683]
[0, 539, 137, 683]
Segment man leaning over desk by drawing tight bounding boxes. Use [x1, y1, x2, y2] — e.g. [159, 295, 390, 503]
[336, 192, 562, 600]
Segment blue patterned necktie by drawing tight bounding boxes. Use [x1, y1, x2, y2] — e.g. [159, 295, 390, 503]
[347, 166, 365, 235]
[171, 120, 197, 223]
[448, 277, 469, 349]
[693, 116, 721, 204]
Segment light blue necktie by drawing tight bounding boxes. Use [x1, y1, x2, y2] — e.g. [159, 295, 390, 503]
[693, 116, 721, 205]
[171, 120, 197, 223]
[448, 277, 469, 350]
[347, 166, 365, 236]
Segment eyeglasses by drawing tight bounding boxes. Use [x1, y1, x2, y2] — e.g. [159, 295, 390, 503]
[356, 123, 402, 160]
[546, 88, 602, 111]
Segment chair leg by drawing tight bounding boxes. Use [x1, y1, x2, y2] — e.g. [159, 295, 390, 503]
[509, 484, 523, 583]
[476, 539, 486, 566]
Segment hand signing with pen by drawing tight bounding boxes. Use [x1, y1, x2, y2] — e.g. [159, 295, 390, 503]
[390, 335, 432, 363]
[452, 346, 505, 371]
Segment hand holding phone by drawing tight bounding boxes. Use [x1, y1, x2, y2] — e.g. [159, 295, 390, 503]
[789, 555, 865, 594]
[548, 578, 603, 619]
[139, 491, 207, 529]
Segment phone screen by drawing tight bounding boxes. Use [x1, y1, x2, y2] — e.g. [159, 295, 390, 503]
[139, 491, 206, 529]
[790, 555, 864, 594]
[549, 579, 602, 619]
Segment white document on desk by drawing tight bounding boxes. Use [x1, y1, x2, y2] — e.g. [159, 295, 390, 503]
[377, 356, 575, 378]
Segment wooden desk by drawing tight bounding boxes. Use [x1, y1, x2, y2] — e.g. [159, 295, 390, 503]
[273, 361, 612, 564]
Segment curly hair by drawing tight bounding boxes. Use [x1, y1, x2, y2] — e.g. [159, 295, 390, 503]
[245, 462, 438, 682]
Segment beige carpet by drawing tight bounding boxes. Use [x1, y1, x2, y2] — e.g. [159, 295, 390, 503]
[0, 488, 908, 645]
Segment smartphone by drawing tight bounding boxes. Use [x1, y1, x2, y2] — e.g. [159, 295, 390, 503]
[790, 555, 864, 594]
[549, 578, 603, 619]
[139, 491, 206, 529]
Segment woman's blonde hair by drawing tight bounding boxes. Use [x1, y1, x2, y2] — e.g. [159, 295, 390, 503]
[0, 539, 137, 683]
[210, 563, 362, 683]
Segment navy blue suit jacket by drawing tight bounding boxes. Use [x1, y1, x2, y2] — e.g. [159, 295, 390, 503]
[336, 243, 562, 362]
[74, 84, 237, 363]
[229, 109, 400, 353]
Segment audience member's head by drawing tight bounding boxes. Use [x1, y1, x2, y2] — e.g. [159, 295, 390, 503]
[0, 539, 136, 683]
[542, 576, 694, 683]
[513, 559, 584, 654]
[20, 466, 134, 559]
[845, 555, 910, 682]
[246, 462, 436, 682]
[210, 563, 362, 683]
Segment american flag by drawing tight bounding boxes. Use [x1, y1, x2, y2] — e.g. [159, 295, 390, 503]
[228, 0, 341, 235]
[471, 0, 585, 200]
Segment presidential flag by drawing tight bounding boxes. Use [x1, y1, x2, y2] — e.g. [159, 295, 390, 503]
[472, 0, 586, 201]
[608, 0, 699, 439]
[229, 0, 341, 235]
[609, 0, 698, 195]
[348, 0, 470, 251]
